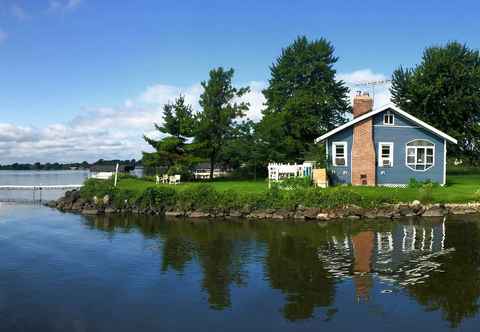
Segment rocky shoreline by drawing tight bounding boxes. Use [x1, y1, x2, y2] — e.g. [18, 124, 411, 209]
[46, 190, 480, 221]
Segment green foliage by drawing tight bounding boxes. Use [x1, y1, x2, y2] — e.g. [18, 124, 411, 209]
[82, 172, 480, 213]
[391, 41, 480, 161]
[142, 95, 196, 174]
[193, 67, 250, 179]
[408, 178, 440, 189]
[80, 179, 116, 200]
[257, 36, 350, 163]
[419, 183, 435, 204]
[111, 189, 138, 209]
[473, 189, 480, 201]
[176, 184, 220, 212]
[135, 187, 177, 209]
[220, 120, 264, 179]
[273, 177, 312, 190]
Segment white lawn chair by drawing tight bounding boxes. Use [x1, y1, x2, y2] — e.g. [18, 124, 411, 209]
[161, 175, 169, 184]
[169, 174, 181, 185]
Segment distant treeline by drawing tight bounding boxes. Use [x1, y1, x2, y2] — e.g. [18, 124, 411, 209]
[0, 159, 139, 171]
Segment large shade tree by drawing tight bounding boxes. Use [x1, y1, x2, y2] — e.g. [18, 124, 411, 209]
[391, 41, 480, 162]
[257, 36, 351, 163]
[193, 67, 250, 179]
[142, 95, 195, 176]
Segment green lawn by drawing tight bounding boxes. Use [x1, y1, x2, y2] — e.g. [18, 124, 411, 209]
[117, 173, 480, 204]
[118, 178, 269, 194]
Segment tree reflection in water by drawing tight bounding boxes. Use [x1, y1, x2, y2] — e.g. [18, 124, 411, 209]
[258, 226, 337, 321]
[84, 214, 480, 327]
[406, 221, 480, 328]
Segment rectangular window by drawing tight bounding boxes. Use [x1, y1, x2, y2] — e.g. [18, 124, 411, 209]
[383, 111, 395, 125]
[332, 142, 347, 166]
[407, 148, 416, 164]
[378, 142, 394, 167]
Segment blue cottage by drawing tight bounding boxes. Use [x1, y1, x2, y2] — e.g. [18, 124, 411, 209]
[315, 93, 457, 187]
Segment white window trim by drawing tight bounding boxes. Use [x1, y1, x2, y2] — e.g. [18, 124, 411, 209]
[405, 139, 435, 172]
[443, 139, 447, 186]
[383, 111, 395, 125]
[332, 141, 348, 167]
[378, 142, 394, 167]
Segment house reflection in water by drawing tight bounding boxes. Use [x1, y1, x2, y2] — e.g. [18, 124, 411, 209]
[352, 231, 374, 303]
[318, 219, 450, 304]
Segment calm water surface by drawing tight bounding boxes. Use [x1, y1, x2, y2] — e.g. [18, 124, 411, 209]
[0, 203, 479, 331]
[0, 170, 89, 202]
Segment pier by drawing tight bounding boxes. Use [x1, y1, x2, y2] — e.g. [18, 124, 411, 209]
[0, 185, 83, 202]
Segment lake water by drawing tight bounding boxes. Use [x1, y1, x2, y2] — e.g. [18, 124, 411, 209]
[0, 203, 479, 331]
[0, 170, 89, 202]
[1, 171, 480, 331]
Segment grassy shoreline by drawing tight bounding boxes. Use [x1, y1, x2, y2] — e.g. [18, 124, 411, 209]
[77, 173, 480, 214]
[117, 174, 480, 203]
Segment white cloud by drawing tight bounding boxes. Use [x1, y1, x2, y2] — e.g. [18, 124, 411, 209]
[0, 70, 392, 164]
[239, 81, 266, 122]
[0, 81, 266, 164]
[337, 69, 392, 108]
[0, 29, 8, 44]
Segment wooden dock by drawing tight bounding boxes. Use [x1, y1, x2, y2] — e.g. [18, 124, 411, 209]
[0, 185, 83, 190]
[0, 185, 83, 202]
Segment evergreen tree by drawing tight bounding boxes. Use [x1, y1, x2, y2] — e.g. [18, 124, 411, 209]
[258, 36, 350, 163]
[391, 41, 480, 162]
[142, 96, 195, 175]
[193, 67, 250, 179]
[221, 120, 264, 179]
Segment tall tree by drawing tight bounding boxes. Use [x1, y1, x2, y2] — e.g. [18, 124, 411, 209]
[258, 36, 350, 162]
[142, 95, 195, 175]
[391, 41, 480, 162]
[220, 120, 265, 179]
[193, 67, 250, 179]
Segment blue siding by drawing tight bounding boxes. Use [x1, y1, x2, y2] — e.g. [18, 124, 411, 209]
[372, 110, 417, 127]
[374, 110, 444, 185]
[326, 109, 446, 185]
[327, 127, 353, 185]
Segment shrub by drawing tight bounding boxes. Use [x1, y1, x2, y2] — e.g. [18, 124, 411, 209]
[408, 178, 440, 189]
[80, 179, 116, 200]
[473, 189, 480, 201]
[274, 177, 312, 190]
[135, 187, 176, 209]
[419, 183, 435, 204]
[216, 189, 243, 211]
[112, 189, 138, 209]
[176, 184, 219, 212]
[81, 179, 400, 213]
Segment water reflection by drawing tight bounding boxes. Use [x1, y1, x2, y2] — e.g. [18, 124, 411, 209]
[84, 214, 480, 328]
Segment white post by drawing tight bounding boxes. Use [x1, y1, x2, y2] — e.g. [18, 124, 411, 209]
[114, 163, 119, 187]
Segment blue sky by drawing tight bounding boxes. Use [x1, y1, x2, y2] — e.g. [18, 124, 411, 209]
[1, 0, 480, 162]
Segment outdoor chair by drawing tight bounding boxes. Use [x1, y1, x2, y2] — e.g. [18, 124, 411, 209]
[161, 175, 169, 184]
[169, 175, 181, 185]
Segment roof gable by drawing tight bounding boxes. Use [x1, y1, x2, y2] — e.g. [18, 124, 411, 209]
[315, 103, 457, 144]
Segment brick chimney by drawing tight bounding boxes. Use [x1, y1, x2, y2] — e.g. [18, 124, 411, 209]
[351, 92, 376, 186]
[353, 91, 373, 118]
